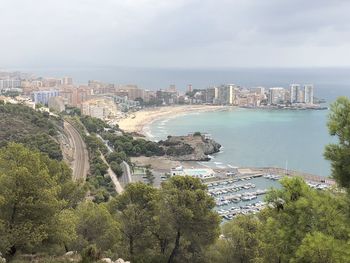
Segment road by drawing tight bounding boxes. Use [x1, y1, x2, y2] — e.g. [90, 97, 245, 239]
[100, 154, 124, 194]
[120, 161, 133, 187]
[64, 121, 89, 181]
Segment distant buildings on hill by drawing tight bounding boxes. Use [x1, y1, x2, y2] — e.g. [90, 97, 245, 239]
[0, 70, 322, 121]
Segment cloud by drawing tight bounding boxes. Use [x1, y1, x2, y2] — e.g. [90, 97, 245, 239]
[1, 0, 350, 68]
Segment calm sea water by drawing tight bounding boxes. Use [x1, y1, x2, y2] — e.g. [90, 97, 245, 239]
[148, 108, 334, 176]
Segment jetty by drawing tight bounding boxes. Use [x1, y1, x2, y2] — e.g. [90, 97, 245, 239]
[250, 167, 335, 185]
[209, 166, 335, 185]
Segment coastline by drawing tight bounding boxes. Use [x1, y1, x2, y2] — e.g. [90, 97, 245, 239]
[117, 105, 230, 136]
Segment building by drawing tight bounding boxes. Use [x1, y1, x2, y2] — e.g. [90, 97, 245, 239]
[304, 84, 314, 104]
[214, 84, 237, 105]
[156, 90, 178, 105]
[205, 87, 216, 104]
[290, 84, 304, 103]
[62, 77, 73, 85]
[170, 166, 215, 179]
[81, 98, 118, 120]
[290, 84, 314, 104]
[168, 84, 177, 92]
[58, 85, 92, 106]
[117, 85, 145, 101]
[48, 96, 67, 112]
[143, 89, 156, 103]
[187, 84, 193, 93]
[268, 87, 285, 105]
[31, 90, 60, 105]
[290, 84, 300, 103]
[253, 87, 265, 95]
[88, 80, 115, 94]
[0, 79, 21, 91]
[42, 78, 62, 87]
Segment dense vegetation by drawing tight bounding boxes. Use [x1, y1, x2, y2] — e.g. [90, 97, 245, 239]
[0, 103, 63, 160]
[0, 143, 85, 258]
[0, 144, 219, 262]
[101, 131, 165, 157]
[80, 115, 109, 134]
[84, 134, 116, 203]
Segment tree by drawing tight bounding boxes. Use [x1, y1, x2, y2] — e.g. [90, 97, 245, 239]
[73, 201, 120, 253]
[145, 168, 155, 185]
[134, 97, 144, 106]
[258, 177, 350, 263]
[159, 176, 220, 263]
[110, 161, 123, 177]
[0, 143, 65, 256]
[108, 183, 158, 260]
[292, 232, 350, 263]
[325, 97, 350, 188]
[206, 215, 261, 263]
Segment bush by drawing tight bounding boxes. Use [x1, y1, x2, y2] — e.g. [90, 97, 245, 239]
[193, 131, 202, 136]
[81, 245, 101, 263]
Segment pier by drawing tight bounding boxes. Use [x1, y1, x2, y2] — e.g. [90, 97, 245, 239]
[209, 166, 335, 185]
[252, 167, 335, 185]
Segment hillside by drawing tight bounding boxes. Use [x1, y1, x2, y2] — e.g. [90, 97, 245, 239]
[0, 102, 63, 160]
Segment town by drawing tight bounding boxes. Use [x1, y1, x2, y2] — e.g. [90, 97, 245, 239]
[0, 70, 325, 122]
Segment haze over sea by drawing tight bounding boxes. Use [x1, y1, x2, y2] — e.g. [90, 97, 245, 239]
[22, 67, 350, 177]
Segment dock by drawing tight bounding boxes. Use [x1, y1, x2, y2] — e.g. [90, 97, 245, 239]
[209, 166, 335, 185]
[252, 167, 335, 185]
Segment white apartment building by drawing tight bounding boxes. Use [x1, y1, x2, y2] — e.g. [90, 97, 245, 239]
[0, 79, 21, 91]
[214, 84, 238, 105]
[304, 84, 314, 104]
[268, 87, 285, 105]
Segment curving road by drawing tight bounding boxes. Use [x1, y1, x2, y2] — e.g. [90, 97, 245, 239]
[100, 153, 124, 194]
[64, 121, 89, 181]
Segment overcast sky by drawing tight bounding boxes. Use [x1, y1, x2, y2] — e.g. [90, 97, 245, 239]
[2, 0, 350, 69]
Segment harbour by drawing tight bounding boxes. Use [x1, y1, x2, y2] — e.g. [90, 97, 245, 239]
[185, 165, 335, 222]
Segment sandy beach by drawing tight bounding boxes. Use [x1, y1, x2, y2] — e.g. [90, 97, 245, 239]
[118, 105, 229, 134]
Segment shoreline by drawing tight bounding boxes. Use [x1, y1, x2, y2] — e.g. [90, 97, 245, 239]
[117, 105, 231, 137]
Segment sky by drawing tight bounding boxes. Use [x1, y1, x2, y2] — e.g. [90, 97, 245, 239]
[2, 0, 350, 69]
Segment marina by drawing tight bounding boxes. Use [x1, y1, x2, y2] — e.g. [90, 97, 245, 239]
[198, 167, 335, 221]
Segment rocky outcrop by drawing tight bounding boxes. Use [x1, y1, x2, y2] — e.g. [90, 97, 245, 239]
[101, 258, 130, 263]
[159, 134, 221, 161]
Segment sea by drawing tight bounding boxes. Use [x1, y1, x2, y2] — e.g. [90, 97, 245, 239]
[18, 66, 350, 177]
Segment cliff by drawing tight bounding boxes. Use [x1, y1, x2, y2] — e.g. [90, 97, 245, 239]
[158, 133, 221, 161]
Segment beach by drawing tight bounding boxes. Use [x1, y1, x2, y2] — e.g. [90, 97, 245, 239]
[117, 105, 229, 135]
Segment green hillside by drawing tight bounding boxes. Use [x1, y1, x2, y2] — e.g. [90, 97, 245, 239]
[0, 102, 63, 160]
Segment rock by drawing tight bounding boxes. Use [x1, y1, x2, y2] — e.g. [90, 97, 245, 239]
[159, 134, 221, 161]
[0, 253, 5, 263]
[64, 251, 77, 257]
[101, 258, 113, 263]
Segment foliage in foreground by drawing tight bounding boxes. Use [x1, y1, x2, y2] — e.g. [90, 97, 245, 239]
[0, 143, 85, 256]
[206, 177, 350, 262]
[0, 143, 220, 262]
